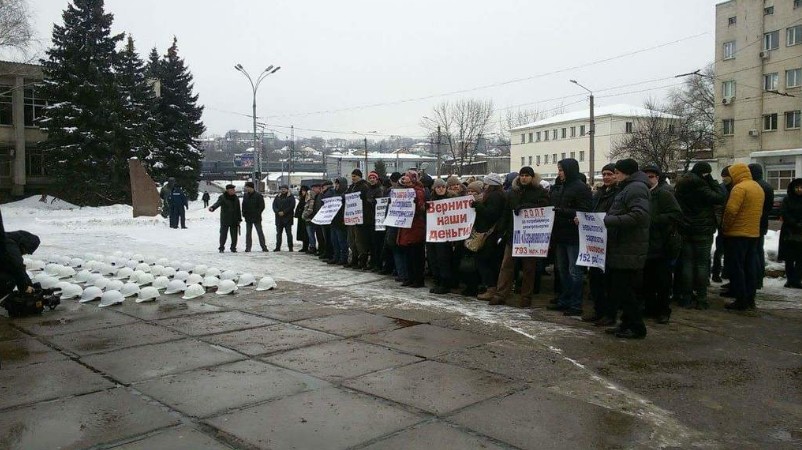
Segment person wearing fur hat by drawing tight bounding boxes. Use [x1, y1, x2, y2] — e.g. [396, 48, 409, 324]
[242, 181, 268, 252]
[345, 169, 372, 269]
[491, 167, 550, 306]
[396, 170, 427, 287]
[272, 184, 296, 251]
[603, 159, 651, 338]
[473, 173, 508, 301]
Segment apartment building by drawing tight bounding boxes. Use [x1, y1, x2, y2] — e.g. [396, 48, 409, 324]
[0, 61, 47, 199]
[715, 0, 802, 191]
[509, 104, 678, 182]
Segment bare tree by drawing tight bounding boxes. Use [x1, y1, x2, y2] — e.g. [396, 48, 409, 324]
[421, 98, 494, 175]
[0, 0, 33, 53]
[668, 63, 720, 172]
[610, 98, 681, 173]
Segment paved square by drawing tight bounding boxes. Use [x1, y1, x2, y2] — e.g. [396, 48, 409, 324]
[111, 426, 233, 450]
[264, 339, 422, 381]
[134, 359, 329, 418]
[45, 322, 185, 355]
[249, 302, 348, 322]
[0, 337, 67, 369]
[81, 338, 244, 383]
[115, 298, 225, 320]
[204, 387, 423, 450]
[360, 421, 507, 450]
[204, 291, 304, 311]
[11, 302, 137, 336]
[294, 312, 402, 337]
[344, 360, 519, 415]
[449, 387, 653, 449]
[360, 324, 497, 358]
[157, 311, 277, 336]
[0, 359, 114, 409]
[204, 323, 339, 356]
[0, 388, 180, 450]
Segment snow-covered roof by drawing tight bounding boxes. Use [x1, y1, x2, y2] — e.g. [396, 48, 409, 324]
[509, 104, 681, 131]
[327, 152, 432, 160]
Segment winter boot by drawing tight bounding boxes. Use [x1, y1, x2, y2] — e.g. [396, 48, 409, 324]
[477, 287, 496, 301]
[488, 294, 506, 306]
[725, 298, 749, 311]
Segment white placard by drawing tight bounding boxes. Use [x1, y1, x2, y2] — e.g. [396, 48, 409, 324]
[311, 196, 342, 225]
[383, 188, 416, 229]
[511, 207, 555, 257]
[344, 192, 364, 225]
[576, 212, 607, 271]
[375, 197, 390, 231]
[426, 196, 476, 242]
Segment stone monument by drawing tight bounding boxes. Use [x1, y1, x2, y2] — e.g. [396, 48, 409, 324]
[128, 158, 160, 217]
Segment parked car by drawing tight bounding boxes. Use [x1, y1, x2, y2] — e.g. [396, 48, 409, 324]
[769, 192, 786, 220]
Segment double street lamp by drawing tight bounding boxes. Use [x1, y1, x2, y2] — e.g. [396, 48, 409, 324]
[235, 63, 281, 192]
[570, 79, 595, 185]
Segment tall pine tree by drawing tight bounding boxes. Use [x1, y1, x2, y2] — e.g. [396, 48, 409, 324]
[38, 0, 126, 206]
[147, 37, 205, 199]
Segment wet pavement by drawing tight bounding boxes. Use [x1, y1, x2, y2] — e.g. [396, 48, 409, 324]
[1, 274, 801, 449]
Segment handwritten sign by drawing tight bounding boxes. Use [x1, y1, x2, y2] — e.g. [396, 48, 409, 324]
[426, 196, 476, 242]
[576, 212, 607, 270]
[311, 196, 342, 225]
[511, 207, 555, 257]
[383, 188, 416, 229]
[344, 192, 364, 225]
[375, 197, 390, 231]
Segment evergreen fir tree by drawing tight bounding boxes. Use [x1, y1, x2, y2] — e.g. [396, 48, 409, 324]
[38, 0, 125, 206]
[149, 37, 205, 199]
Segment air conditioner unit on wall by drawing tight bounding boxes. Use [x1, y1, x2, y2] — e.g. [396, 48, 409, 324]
[722, 97, 732, 105]
[748, 129, 759, 137]
[759, 51, 770, 60]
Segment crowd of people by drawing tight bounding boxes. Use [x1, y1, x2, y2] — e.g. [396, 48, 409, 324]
[202, 159, 802, 339]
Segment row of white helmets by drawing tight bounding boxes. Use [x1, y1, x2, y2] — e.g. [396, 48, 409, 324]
[23, 252, 277, 308]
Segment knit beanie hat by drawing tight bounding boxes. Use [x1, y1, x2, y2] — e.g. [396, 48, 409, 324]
[432, 178, 447, 188]
[519, 166, 535, 177]
[691, 162, 712, 176]
[484, 173, 503, 186]
[614, 158, 639, 175]
[390, 172, 402, 182]
[225, 184, 235, 190]
[351, 168, 363, 177]
[721, 166, 730, 177]
[642, 165, 661, 176]
[467, 181, 484, 193]
[446, 175, 461, 186]
[368, 171, 379, 180]
[601, 163, 616, 174]
[244, 181, 255, 189]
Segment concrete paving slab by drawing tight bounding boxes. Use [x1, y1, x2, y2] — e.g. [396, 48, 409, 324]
[359, 421, 507, 450]
[344, 360, 520, 416]
[0, 320, 25, 341]
[157, 311, 277, 336]
[110, 426, 233, 449]
[134, 359, 329, 418]
[202, 293, 304, 311]
[10, 302, 138, 336]
[204, 323, 340, 356]
[293, 312, 403, 337]
[449, 387, 653, 450]
[0, 359, 114, 410]
[205, 387, 423, 450]
[0, 388, 180, 450]
[264, 339, 422, 382]
[359, 323, 497, 358]
[0, 337, 67, 369]
[115, 298, 225, 320]
[81, 339, 245, 383]
[249, 302, 348, 322]
[46, 322, 185, 356]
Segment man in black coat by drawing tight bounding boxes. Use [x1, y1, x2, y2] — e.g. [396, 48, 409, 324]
[169, 183, 189, 229]
[585, 163, 618, 326]
[547, 158, 592, 317]
[272, 184, 296, 251]
[1, 231, 41, 300]
[209, 184, 242, 253]
[242, 181, 268, 252]
[345, 169, 371, 269]
[748, 163, 774, 289]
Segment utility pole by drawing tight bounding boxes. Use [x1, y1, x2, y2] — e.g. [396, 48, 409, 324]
[571, 79, 595, 185]
[363, 137, 369, 173]
[290, 125, 295, 184]
[436, 125, 442, 177]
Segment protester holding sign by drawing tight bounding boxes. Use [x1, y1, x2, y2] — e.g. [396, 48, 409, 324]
[491, 167, 551, 307]
[330, 177, 349, 265]
[397, 170, 427, 288]
[473, 174, 508, 301]
[426, 179, 468, 294]
[603, 159, 651, 339]
[366, 172, 387, 271]
[345, 169, 371, 269]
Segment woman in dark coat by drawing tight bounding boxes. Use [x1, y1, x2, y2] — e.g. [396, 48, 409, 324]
[472, 176, 507, 300]
[779, 178, 802, 288]
[397, 171, 427, 288]
[295, 186, 309, 252]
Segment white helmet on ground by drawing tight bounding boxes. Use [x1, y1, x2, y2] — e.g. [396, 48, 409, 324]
[143, 255, 157, 265]
[79, 286, 103, 303]
[237, 273, 256, 287]
[255, 276, 277, 291]
[57, 266, 77, 279]
[59, 284, 83, 300]
[55, 281, 73, 293]
[205, 267, 221, 278]
[156, 258, 170, 266]
[152, 276, 170, 290]
[135, 263, 151, 273]
[182, 284, 206, 300]
[122, 251, 134, 259]
[169, 260, 182, 270]
[100, 263, 116, 276]
[174, 270, 190, 281]
[114, 267, 134, 280]
[150, 265, 165, 277]
[125, 259, 138, 270]
[161, 267, 176, 278]
[136, 273, 155, 286]
[56, 255, 71, 266]
[132, 253, 144, 263]
[193, 265, 208, 276]
[26, 259, 45, 272]
[202, 276, 220, 288]
[136, 286, 160, 303]
[71, 269, 92, 284]
[99, 290, 125, 308]
[186, 273, 203, 285]
[86, 273, 104, 285]
[69, 257, 84, 268]
[45, 264, 62, 277]
[120, 282, 140, 298]
[179, 262, 194, 272]
[216, 279, 238, 295]
[130, 270, 147, 284]
[106, 279, 124, 291]
[93, 277, 110, 289]
[220, 270, 238, 281]
[164, 279, 187, 295]
[38, 276, 60, 290]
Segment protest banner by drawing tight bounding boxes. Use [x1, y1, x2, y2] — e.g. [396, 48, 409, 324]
[311, 196, 342, 225]
[344, 192, 364, 225]
[426, 196, 475, 242]
[576, 212, 607, 270]
[511, 207, 555, 257]
[375, 197, 390, 231]
[383, 188, 416, 228]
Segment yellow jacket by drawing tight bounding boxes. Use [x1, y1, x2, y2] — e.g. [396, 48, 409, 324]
[722, 163, 764, 238]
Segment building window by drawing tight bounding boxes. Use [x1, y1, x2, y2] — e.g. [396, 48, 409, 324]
[764, 30, 780, 51]
[723, 118, 735, 135]
[579, 151, 585, 162]
[536, 131, 541, 141]
[521, 157, 525, 166]
[23, 87, 47, 127]
[25, 146, 46, 177]
[528, 156, 533, 165]
[764, 5, 774, 15]
[625, 121, 633, 133]
[668, 124, 676, 134]
[520, 134, 525, 144]
[552, 153, 557, 163]
[552, 129, 557, 140]
[796, 0, 801, 9]
[544, 131, 549, 141]
[561, 128, 566, 138]
[723, 41, 736, 59]
[763, 113, 778, 131]
[787, 68, 802, 88]
[570, 151, 575, 159]
[767, 169, 796, 190]
[528, 132, 533, 143]
[536, 155, 541, 165]
[579, 125, 586, 136]
[728, 16, 736, 26]
[570, 126, 576, 137]
[544, 155, 549, 164]
[788, 26, 802, 46]
[0, 85, 12, 125]
[561, 152, 566, 160]
[722, 80, 736, 98]
[786, 110, 801, 129]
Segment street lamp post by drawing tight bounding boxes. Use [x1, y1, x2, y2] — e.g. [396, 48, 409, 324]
[352, 131, 377, 175]
[570, 79, 595, 185]
[234, 63, 280, 192]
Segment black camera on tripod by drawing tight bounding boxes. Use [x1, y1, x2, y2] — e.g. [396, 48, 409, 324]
[0, 283, 61, 318]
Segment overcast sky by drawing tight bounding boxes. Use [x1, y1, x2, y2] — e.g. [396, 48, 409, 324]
[23, 0, 721, 141]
